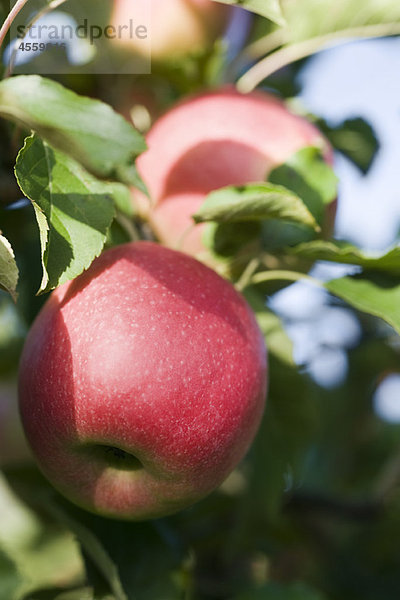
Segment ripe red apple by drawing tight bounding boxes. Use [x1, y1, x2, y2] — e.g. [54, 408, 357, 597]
[110, 0, 231, 61]
[133, 88, 335, 262]
[18, 242, 267, 520]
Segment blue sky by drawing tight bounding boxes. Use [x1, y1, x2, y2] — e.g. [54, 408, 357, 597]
[301, 36, 400, 250]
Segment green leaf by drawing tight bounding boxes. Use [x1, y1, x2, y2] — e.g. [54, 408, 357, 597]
[317, 117, 379, 174]
[202, 221, 262, 259]
[15, 135, 116, 294]
[0, 548, 23, 600]
[213, 0, 285, 25]
[0, 234, 18, 301]
[0, 471, 84, 600]
[235, 581, 326, 600]
[107, 184, 134, 218]
[21, 587, 97, 600]
[253, 358, 316, 515]
[193, 182, 320, 231]
[115, 163, 149, 197]
[238, 0, 400, 90]
[326, 273, 400, 335]
[244, 288, 294, 366]
[0, 76, 146, 183]
[282, 0, 400, 44]
[256, 308, 295, 365]
[48, 503, 192, 600]
[290, 240, 400, 274]
[268, 146, 338, 219]
[44, 504, 127, 600]
[261, 146, 338, 251]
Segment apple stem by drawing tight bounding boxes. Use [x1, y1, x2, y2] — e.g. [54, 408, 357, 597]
[249, 270, 323, 288]
[237, 22, 400, 93]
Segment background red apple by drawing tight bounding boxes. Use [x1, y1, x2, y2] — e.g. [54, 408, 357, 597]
[18, 241, 267, 520]
[110, 0, 231, 61]
[133, 88, 334, 263]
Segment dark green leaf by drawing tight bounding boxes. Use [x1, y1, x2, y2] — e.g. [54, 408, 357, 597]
[214, 0, 285, 25]
[0, 548, 23, 600]
[50, 503, 191, 600]
[202, 221, 262, 259]
[0, 76, 146, 182]
[42, 503, 127, 600]
[326, 273, 400, 334]
[290, 240, 400, 274]
[317, 117, 379, 174]
[0, 234, 18, 301]
[193, 182, 320, 230]
[15, 135, 116, 294]
[268, 146, 338, 220]
[261, 146, 338, 251]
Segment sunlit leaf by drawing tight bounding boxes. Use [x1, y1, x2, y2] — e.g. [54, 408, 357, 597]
[15, 135, 116, 294]
[326, 273, 400, 335]
[0, 76, 146, 184]
[0, 234, 18, 301]
[290, 240, 400, 273]
[282, 0, 400, 44]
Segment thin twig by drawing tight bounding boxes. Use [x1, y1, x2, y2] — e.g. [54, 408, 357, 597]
[115, 213, 141, 242]
[249, 269, 323, 288]
[235, 257, 260, 292]
[0, 0, 30, 50]
[6, 0, 68, 77]
[246, 28, 287, 61]
[237, 23, 400, 93]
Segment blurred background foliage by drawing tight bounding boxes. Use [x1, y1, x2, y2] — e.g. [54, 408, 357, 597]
[1, 0, 400, 598]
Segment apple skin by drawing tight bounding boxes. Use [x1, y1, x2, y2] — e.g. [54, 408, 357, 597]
[110, 0, 231, 61]
[18, 242, 267, 520]
[133, 88, 335, 261]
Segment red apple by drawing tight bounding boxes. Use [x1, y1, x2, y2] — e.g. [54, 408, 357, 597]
[133, 88, 334, 261]
[110, 0, 231, 61]
[18, 242, 267, 520]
